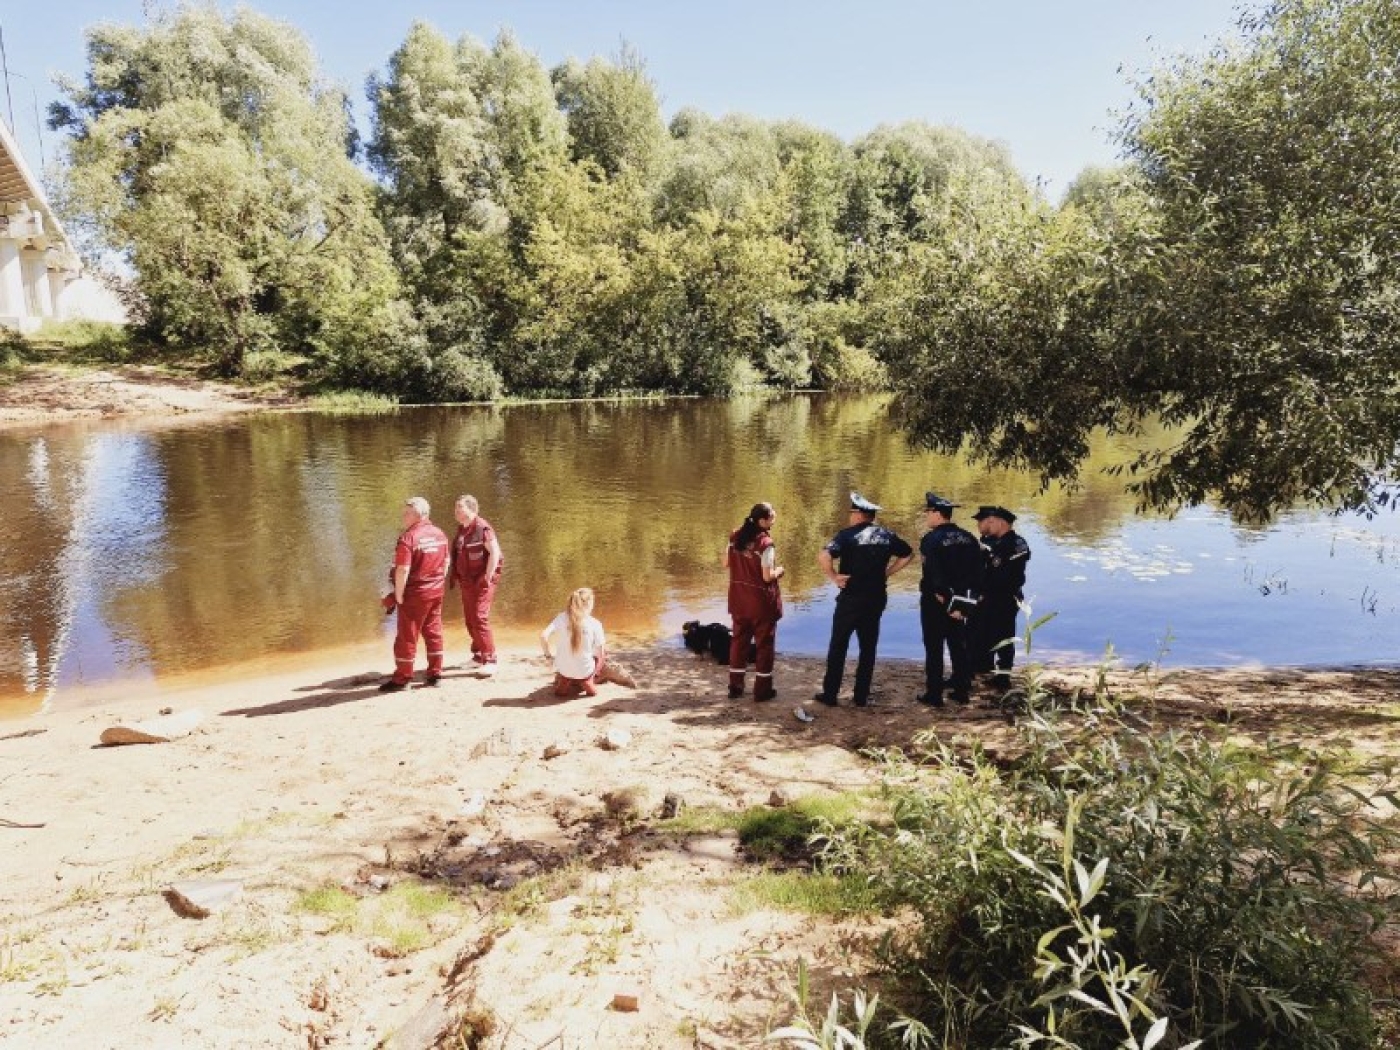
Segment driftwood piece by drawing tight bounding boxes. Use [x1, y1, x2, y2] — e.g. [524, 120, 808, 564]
[100, 710, 203, 746]
[163, 878, 242, 918]
[1, 817, 46, 829]
[599, 662, 637, 688]
[0, 728, 47, 742]
[386, 993, 453, 1050]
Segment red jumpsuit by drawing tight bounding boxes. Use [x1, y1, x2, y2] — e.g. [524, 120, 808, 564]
[391, 520, 450, 685]
[452, 516, 502, 665]
[727, 529, 783, 700]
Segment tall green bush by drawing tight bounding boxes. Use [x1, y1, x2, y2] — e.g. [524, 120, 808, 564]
[817, 693, 1400, 1049]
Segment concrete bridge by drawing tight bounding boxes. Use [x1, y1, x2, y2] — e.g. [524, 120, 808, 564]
[0, 115, 84, 332]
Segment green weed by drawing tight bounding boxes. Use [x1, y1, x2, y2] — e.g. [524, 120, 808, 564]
[731, 872, 878, 917]
[568, 875, 637, 975]
[496, 861, 586, 923]
[309, 389, 399, 414]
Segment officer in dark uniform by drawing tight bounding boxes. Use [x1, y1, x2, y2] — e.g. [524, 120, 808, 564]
[814, 492, 914, 708]
[972, 506, 1031, 691]
[917, 493, 982, 707]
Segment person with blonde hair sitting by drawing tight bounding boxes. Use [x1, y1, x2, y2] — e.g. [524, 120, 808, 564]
[540, 587, 608, 697]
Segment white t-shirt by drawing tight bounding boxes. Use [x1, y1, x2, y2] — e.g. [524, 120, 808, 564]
[548, 612, 606, 679]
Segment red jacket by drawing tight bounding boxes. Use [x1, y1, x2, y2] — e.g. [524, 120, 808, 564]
[453, 517, 503, 583]
[727, 529, 783, 622]
[395, 520, 450, 599]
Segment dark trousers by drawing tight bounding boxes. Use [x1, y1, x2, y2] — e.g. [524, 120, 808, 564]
[730, 617, 777, 700]
[974, 598, 1020, 673]
[921, 598, 971, 701]
[820, 598, 883, 704]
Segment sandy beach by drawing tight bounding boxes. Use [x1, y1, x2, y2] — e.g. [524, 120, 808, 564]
[0, 363, 298, 429]
[2, 641, 1397, 1049]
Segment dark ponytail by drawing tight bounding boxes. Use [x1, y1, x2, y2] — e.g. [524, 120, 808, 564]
[734, 502, 774, 551]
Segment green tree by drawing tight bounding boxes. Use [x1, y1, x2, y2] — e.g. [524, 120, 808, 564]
[844, 122, 1021, 260]
[885, 0, 1400, 519]
[630, 202, 804, 392]
[1111, 0, 1400, 515]
[552, 44, 667, 180]
[657, 111, 783, 224]
[364, 22, 505, 397]
[876, 170, 1113, 481]
[49, 4, 399, 376]
[771, 121, 853, 300]
[369, 23, 590, 396]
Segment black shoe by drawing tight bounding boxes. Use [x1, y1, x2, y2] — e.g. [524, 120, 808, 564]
[424, 675, 441, 687]
[992, 674, 1012, 691]
[728, 686, 744, 699]
[754, 690, 775, 702]
[814, 692, 838, 707]
[378, 680, 407, 693]
[952, 694, 971, 706]
[916, 693, 945, 708]
[853, 697, 870, 708]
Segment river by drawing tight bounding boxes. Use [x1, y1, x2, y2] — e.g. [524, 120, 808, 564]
[2, 395, 1396, 716]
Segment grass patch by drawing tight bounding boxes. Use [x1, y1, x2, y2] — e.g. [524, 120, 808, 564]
[737, 791, 874, 862]
[308, 389, 399, 414]
[385, 881, 457, 921]
[295, 885, 359, 931]
[295, 879, 461, 953]
[26, 320, 133, 364]
[732, 871, 878, 917]
[63, 875, 111, 907]
[654, 804, 743, 836]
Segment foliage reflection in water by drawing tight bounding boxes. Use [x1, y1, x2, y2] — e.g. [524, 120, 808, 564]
[1, 395, 1396, 715]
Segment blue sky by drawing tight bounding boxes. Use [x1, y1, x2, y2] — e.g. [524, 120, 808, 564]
[1, 1, 1242, 196]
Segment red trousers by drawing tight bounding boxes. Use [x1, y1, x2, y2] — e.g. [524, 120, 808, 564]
[553, 655, 605, 698]
[729, 617, 777, 700]
[458, 575, 498, 662]
[393, 594, 444, 684]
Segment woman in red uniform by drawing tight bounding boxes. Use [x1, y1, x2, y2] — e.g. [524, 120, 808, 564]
[723, 502, 785, 701]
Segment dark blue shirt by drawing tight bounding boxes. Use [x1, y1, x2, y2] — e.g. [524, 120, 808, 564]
[980, 530, 1031, 600]
[824, 523, 912, 604]
[920, 523, 982, 599]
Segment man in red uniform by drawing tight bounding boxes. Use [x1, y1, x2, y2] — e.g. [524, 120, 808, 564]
[380, 496, 450, 692]
[449, 494, 504, 675]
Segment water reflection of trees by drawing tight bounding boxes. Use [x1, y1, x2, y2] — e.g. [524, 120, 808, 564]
[0, 435, 71, 706]
[3, 395, 1179, 702]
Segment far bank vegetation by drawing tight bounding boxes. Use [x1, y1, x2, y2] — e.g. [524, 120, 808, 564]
[43, 1, 1400, 519]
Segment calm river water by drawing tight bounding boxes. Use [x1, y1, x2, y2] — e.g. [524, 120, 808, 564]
[2, 395, 1396, 715]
